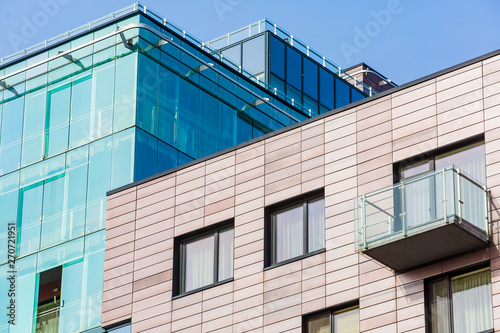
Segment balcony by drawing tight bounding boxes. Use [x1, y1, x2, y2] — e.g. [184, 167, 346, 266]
[355, 166, 490, 272]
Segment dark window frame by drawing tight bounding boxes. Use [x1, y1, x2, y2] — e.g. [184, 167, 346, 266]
[393, 134, 485, 184]
[302, 300, 359, 333]
[172, 219, 234, 298]
[424, 263, 493, 333]
[264, 188, 325, 268]
[103, 319, 131, 332]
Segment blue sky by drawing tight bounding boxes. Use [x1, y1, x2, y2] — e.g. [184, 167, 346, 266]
[1, 0, 499, 85]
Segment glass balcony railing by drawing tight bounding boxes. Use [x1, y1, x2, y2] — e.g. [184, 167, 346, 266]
[206, 18, 376, 96]
[355, 166, 489, 253]
[35, 303, 61, 333]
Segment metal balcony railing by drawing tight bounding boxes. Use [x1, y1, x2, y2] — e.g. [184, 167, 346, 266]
[355, 166, 489, 252]
[35, 304, 60, 333]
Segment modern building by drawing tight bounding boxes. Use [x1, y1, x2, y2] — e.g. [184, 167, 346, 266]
[0, 3, 382, 333]
[102, 44, 500, 333]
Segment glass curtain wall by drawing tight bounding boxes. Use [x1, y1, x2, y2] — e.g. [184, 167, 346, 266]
[0, 12, 308, 332]
[0, 14, 140, 333]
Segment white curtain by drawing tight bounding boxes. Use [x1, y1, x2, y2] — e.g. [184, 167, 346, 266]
[452, 268, 493, 333]
[184, 235, 214, 292]
[275, 206, 303, 262]
[429, 279, 451, 333]
[334, 307, 360, 333]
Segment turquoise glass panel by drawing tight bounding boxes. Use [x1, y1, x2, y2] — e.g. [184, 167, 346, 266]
[47, 85, 70, 157]
[0, 264, 10, 333]
[178, 79, 199, 158]
[158, 66, 179, 147]
[114, 53, 137, 132]
[0, 97, 24, 175]
[18, 184, 43, 257]
[4, 62, 26, 100]
[9, 254, 37, 333]
[0, 172, 19, 264]
[60, 260, 84, 333]
[82, 231, 105, 330]
[86, 136, 112, 233]
[64, 146, 88, 239]
[37, 237, 84, 273]
[20, 154, 65, 189]
[22, 89, 46, 167]
[237, 115, 253, 144]
[137, 54, 159, 136]
[69, 77, 92, 149]
[91, 62, 114, 140]
[41, 175, 65, 248]
[111, 129, 135, 189]
[134, 128, 158, 181]
[26, 52, 48, 92]
[93, 25, 117, 65]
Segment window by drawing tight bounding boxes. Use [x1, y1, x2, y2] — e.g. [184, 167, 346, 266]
[394, 140, 486, 230]
[305, 305, 360, 333]
[265, 190, 325, 267]
[36, 267, 62, 333]
[104, 321, 131, 333]
[426, 267, 493, 333]
[173, 220, 234, 296]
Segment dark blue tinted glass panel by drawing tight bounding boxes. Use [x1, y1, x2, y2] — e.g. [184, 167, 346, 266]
[286, 47, 301, 90]
[134, 129, 158, 181]
[335, 77, 350, 108]
[199, 91, 219, 157]
[218, 103, 235, 150]
[237, 116, 253, 144]
[178, 79, 199, 158]
[270, 74, 285, 95]
[178, 151, 193, 165]
[243, 35, 265, 75]
[221, 44, 241, 67]
[319, 68, 334, 110]
[158, 141, 178, 173]
[351, 88, 366, 103]
[303, 95, 318, 117]
[286, 84, 301, 105]
[303, 58, 318, 99]
[137, 55, 160, 136]
[159, 66, 179, 148]
[270, 36, 285, 79]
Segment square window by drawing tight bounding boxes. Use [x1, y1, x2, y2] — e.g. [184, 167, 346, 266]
[426, 267, 493, 333]
[305, 305, 360, 333]
[265, 190, 325, 267]
[173, 220, 234, 296]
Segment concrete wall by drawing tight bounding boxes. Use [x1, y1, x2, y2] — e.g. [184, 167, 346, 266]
[101, 52, 500, 333]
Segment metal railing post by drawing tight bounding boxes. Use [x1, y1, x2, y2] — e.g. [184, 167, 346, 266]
[456, 169, 462, 223]
[361, 195, 367, 250]
[400, 182, 407, 237]
[484, 186, 489, 237]
[442, 169, 448, 223]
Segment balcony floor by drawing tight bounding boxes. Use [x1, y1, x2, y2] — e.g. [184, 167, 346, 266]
[361, 216, 489, 272]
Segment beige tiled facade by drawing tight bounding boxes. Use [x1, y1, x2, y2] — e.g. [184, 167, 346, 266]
[102, 52, 500, 332]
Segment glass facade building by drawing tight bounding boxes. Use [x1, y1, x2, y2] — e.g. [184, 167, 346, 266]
[0, 4, 372, 333]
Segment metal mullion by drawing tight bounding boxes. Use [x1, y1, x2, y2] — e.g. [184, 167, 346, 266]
[303, 201, 308, 256]
[214, 231, 219, 285]
[448, 277, 454, 333]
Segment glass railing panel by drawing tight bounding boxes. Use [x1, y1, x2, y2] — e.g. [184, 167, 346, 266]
[356, 166, 488, 251]
[457, 169, 488, 231]
[35, 303, 60, 333]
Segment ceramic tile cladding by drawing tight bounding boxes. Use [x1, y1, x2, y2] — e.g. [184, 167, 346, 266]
[103, 51, 500, 332]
